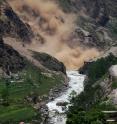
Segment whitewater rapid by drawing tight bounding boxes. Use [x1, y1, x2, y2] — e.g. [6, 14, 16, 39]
[47, 71, 85, 124]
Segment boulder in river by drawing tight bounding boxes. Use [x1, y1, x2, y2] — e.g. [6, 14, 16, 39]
[56, 101, 68, 106]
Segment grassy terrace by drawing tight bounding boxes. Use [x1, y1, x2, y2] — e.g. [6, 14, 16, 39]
[0, 60, 64, 123]
[0, 105, 37, 124]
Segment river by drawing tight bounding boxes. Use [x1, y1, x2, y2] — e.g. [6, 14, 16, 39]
[47, 71, 85, 124]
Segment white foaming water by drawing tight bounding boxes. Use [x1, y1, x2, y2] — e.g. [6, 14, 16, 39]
[47, 71, 85, 124]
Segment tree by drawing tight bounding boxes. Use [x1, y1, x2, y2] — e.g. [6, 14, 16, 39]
[67, 108, 106, 124]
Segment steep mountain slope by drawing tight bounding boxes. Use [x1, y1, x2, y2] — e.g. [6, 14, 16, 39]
[7, 0, 100, 70]
[59, 0, 117, 49]
[67, 54, 117, 124]
[0, 1, 33, 41]
[7, 0, 117, 69]
[59, 0, 117, 22]
[57, 1, 117, 123]
[0, 1, 68, 123]
[0, 0, 117, 123]
[0, 31, 66, 124]
[0, 0, 67, 72]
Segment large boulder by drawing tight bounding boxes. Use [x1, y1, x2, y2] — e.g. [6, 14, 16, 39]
[109, 65, 117, 81]
[56, 101, 68, 106]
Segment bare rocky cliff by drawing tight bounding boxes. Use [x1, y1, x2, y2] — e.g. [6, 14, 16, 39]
[60, 0, 117, 22]
[0, 1, 34, 42]
[0, 2, 67, 122]
[58, 0, 117, 49]
[0, 37, 25, 74]
[0, 1, 66, 74]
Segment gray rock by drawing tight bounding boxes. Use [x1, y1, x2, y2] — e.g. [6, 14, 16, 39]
[109, 65, 117, 81]
[56, 101, 68, 106]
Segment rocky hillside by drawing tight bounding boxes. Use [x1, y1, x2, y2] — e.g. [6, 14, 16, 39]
[2, 0, 116, 69]
[7, 0, 101, 70]
[0, 37, 25, 74]
[59, 0, 117, 23]
[0, 1, 67, 123]
[59, 0, 117, 49]
[58, 0, 117, 123]
[0, 0, 117, 123]
[32, 51, 66, 74]
[0, 37, 67, 123]
[67, 53, 117, 124]
[0, 1, 34, 42]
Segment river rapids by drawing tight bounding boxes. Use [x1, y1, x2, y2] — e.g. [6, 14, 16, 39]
[47, 71, 85, 124]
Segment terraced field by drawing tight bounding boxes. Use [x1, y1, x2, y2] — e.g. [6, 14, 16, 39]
[0, 60, 64, 123]
[0, 105, 37, 123]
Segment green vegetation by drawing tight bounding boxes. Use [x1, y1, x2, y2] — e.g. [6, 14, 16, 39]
[67, 108, 106, 124]
[0, 105, 38, 124]
[0, 60, 64, 123]
[85, 53, 117, 88]
[67, 54, 117, 124]
[112, 82, 117, 89]
[67, 101, 117, 124]
[0, 60, 63, 100]
[70, 54, 117, 110]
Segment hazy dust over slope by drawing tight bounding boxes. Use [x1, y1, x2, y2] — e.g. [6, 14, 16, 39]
[9, 0, 100, 70]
